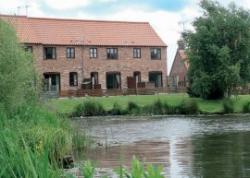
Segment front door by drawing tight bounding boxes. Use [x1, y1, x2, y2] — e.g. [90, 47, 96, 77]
[149, 72, 163, 88]
[43, 73, 60, 92]
[106, 72, 121, 89]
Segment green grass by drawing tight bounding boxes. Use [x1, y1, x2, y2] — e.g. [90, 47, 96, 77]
[48, 94, 250, 115]
[0, 105, 73, 177]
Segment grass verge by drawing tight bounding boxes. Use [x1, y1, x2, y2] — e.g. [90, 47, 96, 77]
[48, 94, 250, 116]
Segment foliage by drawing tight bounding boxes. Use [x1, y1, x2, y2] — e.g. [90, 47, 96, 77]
[184, 0, 250, 99]
[0, 19, 73, 178]
[223, 99, 234, 113]
[110, 102, 126, 115]
[0, 106, 71, 178]
[0, 19, 38, 114]
[179, 99, 199, 114]
[77, 157, 164, 178]
[127, 101, 141, 114]
[69, 95, 250, 116]
[144, 164, 164, 178]
[81, 160, 96, 178]
[72, 131, 92, 152]
[73, 100, 106, 117]
[242, 102, 250, 113]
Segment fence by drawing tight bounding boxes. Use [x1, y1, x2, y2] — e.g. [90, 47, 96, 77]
[59, 88, 172, 97]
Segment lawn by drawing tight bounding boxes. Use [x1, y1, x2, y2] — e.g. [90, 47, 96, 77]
[47, 94, 250, 115]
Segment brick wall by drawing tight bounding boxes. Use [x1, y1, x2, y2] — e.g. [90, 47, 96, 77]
[169, 51, 187, 83]
[31, 45, 167, 91]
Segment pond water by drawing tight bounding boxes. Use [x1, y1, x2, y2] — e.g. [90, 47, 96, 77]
[72, 115, 250, 178]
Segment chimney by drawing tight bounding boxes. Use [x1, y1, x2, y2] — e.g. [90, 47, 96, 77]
[177, 39, 185, 50]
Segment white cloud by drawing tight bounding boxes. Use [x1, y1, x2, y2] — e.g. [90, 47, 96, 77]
[0, 0, 24, 14]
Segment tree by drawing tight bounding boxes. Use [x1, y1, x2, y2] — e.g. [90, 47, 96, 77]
[0, 19, 38, 114]
[184, 0, 250, 99]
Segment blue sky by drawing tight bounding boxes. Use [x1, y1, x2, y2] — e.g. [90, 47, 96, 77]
[0, 0, 249, 72]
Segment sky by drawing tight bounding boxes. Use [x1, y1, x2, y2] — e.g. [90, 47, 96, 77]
[0, 0, 250, 73]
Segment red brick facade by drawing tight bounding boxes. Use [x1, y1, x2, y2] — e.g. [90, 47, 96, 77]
[32, 45, 167, 91]
[1, 15, 167, 94]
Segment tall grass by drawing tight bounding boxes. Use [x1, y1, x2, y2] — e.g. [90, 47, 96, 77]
[72, 98, 201, 117]
[0, 106, 72, 178]
[73, 100, 105, 117]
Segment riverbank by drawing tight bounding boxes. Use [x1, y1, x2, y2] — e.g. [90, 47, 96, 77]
[48, 94, 250, 116]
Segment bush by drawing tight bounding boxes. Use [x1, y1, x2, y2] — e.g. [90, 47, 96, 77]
[127, 101, 141, 114]
[152, 100, 165, 115]
[73, 100, 105, 117]
[143, 100, 170, 115]
[243, 102, 250, 113]
[179, 99, 199, 114]
[0, 19, 38, 114]
[110, 102, 126, 115]
[223, 99, 234, 114]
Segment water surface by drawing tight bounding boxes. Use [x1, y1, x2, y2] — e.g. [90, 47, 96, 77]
[72, 115, 250, 178]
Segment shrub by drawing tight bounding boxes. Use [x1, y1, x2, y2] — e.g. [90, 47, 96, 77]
[223, 99, 234, 114]
[144, 100, 170, 115]
[179, 99, 199, 114]
[243, 102, 250, 113]
[127, 101, 141, 114]
[0, 19, 38, 114]
[152, 99, 165, 115]
[111, 102, 125, 115]
[73, 100, 105, 117]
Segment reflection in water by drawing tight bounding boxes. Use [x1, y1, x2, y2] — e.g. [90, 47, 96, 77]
[72, 115, 250, 178]
[192, 132, 250, 178]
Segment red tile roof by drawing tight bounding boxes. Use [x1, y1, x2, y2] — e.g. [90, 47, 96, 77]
[0, 14, 167, 47]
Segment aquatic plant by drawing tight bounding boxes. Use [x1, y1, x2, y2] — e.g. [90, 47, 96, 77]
[81, 160, 96, 178]
[80, 157, 164, 178]
[145, 164, 164, 178]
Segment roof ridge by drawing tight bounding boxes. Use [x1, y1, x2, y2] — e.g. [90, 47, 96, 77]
[0, 14, 149, 24]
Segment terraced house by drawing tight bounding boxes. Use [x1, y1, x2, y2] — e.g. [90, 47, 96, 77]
[1, 15, 167, 96]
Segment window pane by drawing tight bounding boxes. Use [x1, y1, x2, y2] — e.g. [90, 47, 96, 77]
[107, 48, 118, 59]
[69, 72, 78, 86]
[151, 48, 161, 59]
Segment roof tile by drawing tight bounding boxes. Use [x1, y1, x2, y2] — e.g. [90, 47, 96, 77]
[0, 15, 167, 47]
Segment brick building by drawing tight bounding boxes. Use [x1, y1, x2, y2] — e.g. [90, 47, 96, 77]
[169, 40, 189, 89]
[1, 15, 167, 95]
